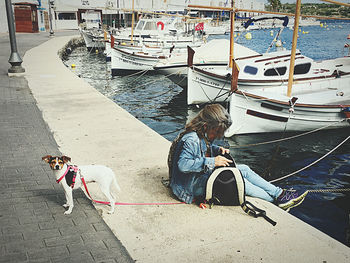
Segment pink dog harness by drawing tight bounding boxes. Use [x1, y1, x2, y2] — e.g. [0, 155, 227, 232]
[56, 165, 79, 188]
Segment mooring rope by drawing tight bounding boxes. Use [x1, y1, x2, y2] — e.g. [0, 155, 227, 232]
[133, 68, 184, 89]
[197, 77, 230, 104]
[127, 68, 153, 83]
[263, 108, 293, 178]
[307, 188, 350, 193]
[269, 135, 350, 183]
[230, 119, 347, 149]
[121, 68, 153, 78]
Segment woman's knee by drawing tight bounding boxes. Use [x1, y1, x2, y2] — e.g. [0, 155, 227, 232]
[237, 164, 250, 171]
[237, 164, 252, 176]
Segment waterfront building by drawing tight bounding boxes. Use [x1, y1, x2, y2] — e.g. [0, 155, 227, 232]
[0, 0, 266, 33]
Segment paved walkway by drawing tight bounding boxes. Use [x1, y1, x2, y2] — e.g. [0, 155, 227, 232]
[0, 31, 133, 263]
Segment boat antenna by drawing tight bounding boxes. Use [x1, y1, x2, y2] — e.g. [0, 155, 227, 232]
[266, 24, 285, 53]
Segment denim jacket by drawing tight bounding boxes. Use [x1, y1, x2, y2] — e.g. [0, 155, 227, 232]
[170, 131, 220, 204]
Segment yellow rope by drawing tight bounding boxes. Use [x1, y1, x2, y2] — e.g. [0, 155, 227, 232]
[307, 188, 350, 193]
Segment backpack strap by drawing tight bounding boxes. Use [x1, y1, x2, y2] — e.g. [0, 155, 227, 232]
[242, 200, 277, 226]
[205, 167, 244, 204]
[206, 167, 276, 226]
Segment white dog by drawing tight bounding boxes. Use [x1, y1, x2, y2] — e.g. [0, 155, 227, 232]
[42, 155, 120, 215]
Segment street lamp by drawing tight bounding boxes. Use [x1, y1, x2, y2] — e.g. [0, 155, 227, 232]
[5, 0, 25, 74]
[48, 0, 54, 36]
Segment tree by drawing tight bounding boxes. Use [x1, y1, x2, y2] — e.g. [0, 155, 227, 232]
[267, 0, 282, 12]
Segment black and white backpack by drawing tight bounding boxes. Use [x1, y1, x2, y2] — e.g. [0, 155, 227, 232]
[205, 153, 276, 226]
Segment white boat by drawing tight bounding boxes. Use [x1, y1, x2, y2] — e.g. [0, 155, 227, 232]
[110, 36, 204, 75]
[104, 39, 112, 61]
[79, 11, 105, 51]
[154, 39, 230, 88]
[105, 38, 164, 62]
[186, 15, 291, 105]
[154, 39, 258, 89]
[80, 29, 105, 50]
[225, 82, 350, 135]
[111, 45, 174, 75]
[187, 49, 350, 104]
[113, 17, 205, 46]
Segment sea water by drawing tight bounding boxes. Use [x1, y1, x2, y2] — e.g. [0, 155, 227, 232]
[64, 20, 350, 246]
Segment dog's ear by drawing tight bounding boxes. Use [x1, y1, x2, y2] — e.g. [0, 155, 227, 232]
[61, 156, 71, 163]
[42, 155, 52, 163]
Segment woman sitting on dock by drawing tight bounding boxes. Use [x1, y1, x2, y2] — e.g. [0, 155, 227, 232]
[168, 104, 307, 210]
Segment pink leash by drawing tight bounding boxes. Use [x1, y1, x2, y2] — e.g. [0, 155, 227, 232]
[80, 176, 185, 206]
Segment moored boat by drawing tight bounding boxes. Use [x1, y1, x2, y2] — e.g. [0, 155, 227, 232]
[225, 83, 350, 135]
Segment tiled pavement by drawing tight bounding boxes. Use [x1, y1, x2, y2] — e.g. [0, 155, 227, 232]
[0, 31, 133, 263]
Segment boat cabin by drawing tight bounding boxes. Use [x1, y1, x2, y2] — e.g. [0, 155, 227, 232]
[235, 50, 328, 85]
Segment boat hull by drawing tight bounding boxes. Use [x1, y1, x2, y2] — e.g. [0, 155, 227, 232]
[187, 65, 231, 104]
[104, 41, 112, 61]
[111, 47, 164, 76]
[226, 91, 350, 135]
[80, 30, 105, 50]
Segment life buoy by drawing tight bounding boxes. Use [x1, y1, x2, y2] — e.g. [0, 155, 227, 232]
[157, 21, 165, 30]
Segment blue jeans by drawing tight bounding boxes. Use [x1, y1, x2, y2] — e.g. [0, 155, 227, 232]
[237, 164, 283, 202]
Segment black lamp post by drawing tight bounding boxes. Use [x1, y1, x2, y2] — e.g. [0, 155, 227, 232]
[49, 0, 54, 36]
[5, 0, 25, 74]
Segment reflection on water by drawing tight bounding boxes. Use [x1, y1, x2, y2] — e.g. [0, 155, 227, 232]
[64, 23, 350, 245]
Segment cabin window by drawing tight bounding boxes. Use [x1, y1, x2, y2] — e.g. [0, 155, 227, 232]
[136, 20, 145, 30]
[243, 66, 258, 75]
[264, 67, 287, 76]
[143, 22, 157, 30]
[294, 63, 311, 75]
[58, 13, 76, 20]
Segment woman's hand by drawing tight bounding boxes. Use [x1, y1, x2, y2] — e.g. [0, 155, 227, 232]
[214, 155, 233, 167]
[219, 147, 230, 155]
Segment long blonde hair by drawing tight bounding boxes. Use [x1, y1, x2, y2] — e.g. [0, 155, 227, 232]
[167, 104, 232, 181]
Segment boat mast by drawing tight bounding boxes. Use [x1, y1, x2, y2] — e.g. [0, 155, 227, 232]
[229, 1, 239, 92]
[131, 0, 135, 45]
[229, 0, 235, 69]
[287, 0, 301, 97]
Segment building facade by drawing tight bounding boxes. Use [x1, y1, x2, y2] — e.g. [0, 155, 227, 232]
[0, 0, 266, 33]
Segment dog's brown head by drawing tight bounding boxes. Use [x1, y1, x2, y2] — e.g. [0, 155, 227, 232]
[42, 155, 71, 170]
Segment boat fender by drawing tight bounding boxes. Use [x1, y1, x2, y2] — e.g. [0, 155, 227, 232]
[289, 97, 298, 112]
[275, 40, 282, 47]
[157, 21, 165, 31]
[245, 32, 252, 40]
[342, 107, 350, 119]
